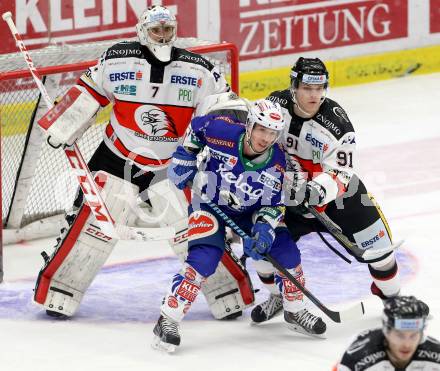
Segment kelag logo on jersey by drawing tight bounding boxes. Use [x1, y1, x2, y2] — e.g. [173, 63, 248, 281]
[109, 71, 142, 81]
[170, 74, 202, 87]
[114, 85, 136, 96]
[257, 171, 281, 191]
[209, 148, 237, 168]
[217, 164, 263, 200]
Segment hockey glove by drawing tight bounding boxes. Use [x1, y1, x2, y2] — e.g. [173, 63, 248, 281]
[167, 146, 198, 190]
[243, 222, 275, 261]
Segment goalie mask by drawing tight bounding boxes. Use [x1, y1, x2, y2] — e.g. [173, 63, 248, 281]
[245, 99, 285, 154]
[136, 6, 177, 62]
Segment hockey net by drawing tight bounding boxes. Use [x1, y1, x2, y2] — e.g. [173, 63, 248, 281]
[0, 38, 239, 256]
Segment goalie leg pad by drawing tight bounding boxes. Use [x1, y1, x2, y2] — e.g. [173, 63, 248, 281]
[201, 243, 255, 320]
[34, 171, 138, 316]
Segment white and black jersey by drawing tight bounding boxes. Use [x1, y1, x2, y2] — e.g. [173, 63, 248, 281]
[336, 328, 440, 371]
[77, 41, 229, 170]
[268, 89, 355, 206]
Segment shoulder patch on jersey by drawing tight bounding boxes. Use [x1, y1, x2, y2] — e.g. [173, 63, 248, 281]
[314, 98, 354, 140]
[415, 337, 440, 363]
[174, 48, 214, 71]
[104, 41, 145, 60]
[267, 89, 291, 109]
[205, 136, 235, 148]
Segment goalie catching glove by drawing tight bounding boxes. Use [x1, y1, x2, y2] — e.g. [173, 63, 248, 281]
[38, 86, 100, 147]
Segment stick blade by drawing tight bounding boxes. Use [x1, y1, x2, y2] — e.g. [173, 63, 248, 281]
[336, 301, 365, 322]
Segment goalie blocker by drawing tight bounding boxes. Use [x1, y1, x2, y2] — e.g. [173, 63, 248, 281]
[34, 171, 137, 317]
[147, 179, 255, 319]
[38, 86, 99, 147]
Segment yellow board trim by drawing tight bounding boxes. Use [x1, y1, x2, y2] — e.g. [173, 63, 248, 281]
[240, 44, 440, 100]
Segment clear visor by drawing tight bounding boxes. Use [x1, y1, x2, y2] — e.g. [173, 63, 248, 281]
[145, 21, 177, 45]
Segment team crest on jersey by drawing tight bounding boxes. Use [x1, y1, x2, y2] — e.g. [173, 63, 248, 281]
[134, 104, 178, 137]
[188, 210, 218, 241]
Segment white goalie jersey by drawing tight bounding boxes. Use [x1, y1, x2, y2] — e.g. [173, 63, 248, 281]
[77, 41, 229, 170]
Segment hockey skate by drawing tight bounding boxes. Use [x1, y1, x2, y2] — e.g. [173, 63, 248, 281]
[251, 294, 283, 323]
[152, 315, 181, 353]
[284, 309, 327, 337]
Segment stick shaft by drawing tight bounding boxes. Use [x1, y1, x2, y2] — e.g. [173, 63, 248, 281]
[3, 13, 117, 238]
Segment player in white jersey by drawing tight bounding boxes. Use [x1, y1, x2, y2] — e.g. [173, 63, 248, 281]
[33, 5, 229, 319]
[335, 296, 440, 370]
[251, 57, 401, 323]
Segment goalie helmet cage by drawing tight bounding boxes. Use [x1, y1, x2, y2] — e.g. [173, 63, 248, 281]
[0, 38, 239, 282]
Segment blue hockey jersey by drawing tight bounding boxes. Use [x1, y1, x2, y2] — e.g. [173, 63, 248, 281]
[183, 114, 286, 217]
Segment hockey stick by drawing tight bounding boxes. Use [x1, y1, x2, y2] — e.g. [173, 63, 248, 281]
[118, 225, 188, 243]
[191, 186, 365, 323]
[307, 207, 403, 261]
[3, 11, 117, 238]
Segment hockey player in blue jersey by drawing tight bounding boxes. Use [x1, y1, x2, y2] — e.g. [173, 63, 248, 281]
[152, 97, 326, 352]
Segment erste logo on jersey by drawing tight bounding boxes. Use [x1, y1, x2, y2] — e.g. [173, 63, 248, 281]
[209, 148, 238, 168]
[305, 133, 327, 151]
[134, 104, 178, 137]
[257, 171, 282, 191]
[171, 74, 202, 88]
[109, 71, 142, 81]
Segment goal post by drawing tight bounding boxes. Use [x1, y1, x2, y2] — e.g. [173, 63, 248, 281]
[0, 39, 239, 282]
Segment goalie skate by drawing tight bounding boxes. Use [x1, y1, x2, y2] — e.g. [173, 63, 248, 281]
[251, 294, 283, 323]
[284, 309, 327, 337]
[152, 315, 181, 353]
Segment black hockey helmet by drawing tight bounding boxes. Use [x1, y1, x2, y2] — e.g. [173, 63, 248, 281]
[290, 57, 329, 89]
[383, 296, 429, 332]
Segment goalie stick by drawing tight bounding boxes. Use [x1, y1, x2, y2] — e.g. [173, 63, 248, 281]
[2, 11, 117, 239]
[190, 184, 365, 323]
[307, 207, 403, 261]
